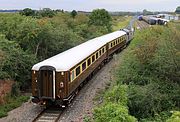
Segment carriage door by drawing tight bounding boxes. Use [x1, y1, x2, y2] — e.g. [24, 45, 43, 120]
[39, 66, 56, 99]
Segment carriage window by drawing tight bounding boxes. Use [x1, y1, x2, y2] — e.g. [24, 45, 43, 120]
[102, 48, 104, 53]
[76, 66, 80, 76]
[71, 70, 75, 81]
[92, 55, 95, 62]
[99, 50, 102, 56]
[113, 41, 115, 45]
[82, 62, 86, 71]
[96, 52, 98, 59]
[87, 58, 91, 66]
[111, 43, 113, 47]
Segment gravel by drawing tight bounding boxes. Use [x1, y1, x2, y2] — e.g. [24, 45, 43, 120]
[0, 99, 43, 122]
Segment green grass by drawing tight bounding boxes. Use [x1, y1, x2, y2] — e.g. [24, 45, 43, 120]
[0, 95, 29, 118]
[112, 16, 132, 31]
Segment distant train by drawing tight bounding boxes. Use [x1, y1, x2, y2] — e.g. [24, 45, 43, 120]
[31, 28, 134, 107]
[138, 15, 169, 25]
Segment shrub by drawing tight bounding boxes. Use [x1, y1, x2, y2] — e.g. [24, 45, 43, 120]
[93, 85, 137, 122]
[0, 95, 29, 118]
[115, 24, 180, 120]
[166, 111, 180, 122]
[94, 103, 137, 122]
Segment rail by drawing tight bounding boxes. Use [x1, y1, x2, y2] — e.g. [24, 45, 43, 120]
[33, 107, 64, 122]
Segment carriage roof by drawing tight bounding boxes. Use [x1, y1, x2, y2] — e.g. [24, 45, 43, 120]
[32, 30, 126, 71]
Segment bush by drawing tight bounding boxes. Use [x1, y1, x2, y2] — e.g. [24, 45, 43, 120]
[115, 24, 180, 120]
[94, 103, 137, 122]
[166, 111, 180, 122]
[93, 85, 137, 122]
[0, 35, 37, 89]
[0, 95, 29, 118]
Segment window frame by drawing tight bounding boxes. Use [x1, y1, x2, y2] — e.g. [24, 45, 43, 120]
[82, 61, 86, 71]
[75, 66, 80, 77]
[92, 55, 95, 62]
[102, 48, 104, 53]
[71, 70, 75, 82]
[87, 58, 91, 66]
[96, 52, 98, 59]
[99, 49, 102, 56]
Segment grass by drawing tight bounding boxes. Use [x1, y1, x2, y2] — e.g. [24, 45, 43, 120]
[0, 95, 29, 118]
[112, 16, 132, 31]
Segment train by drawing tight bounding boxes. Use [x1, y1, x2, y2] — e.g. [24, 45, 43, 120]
[138, 15, 169, 25]
[31, 28, 134, 107]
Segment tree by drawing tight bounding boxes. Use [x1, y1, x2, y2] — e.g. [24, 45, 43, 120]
[71, 10, 77, 18]
[19, 8, 35, 16]
[89, 9, 112, 32]
[175, 6, 180, 14]
[143, 9, 153, 15]
[0, 34, 37, 89]
[39, 8, 56, 18]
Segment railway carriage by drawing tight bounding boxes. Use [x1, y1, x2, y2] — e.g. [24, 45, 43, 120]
[141, 16, 169, 25]
[31, 29, 133, 107]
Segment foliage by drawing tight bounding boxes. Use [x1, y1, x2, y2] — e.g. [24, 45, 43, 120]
[89, 9, 112, 32]
[0, 95, 29, 118]
[94, 103, 137, 122]
[166, 111, 180, 122]
[0, 35, 37, 89]
[143, 9, 153, 15]
[83, 115, 92, 122]
[39, 8, 56, 18]
[175, 6, 180, 14]
[19, 8, 35, 16]
[115, 24, 180, 120]
[94, 23, 180, 122]
[71, 10, 77, 18]
[93, 85, 137, 122]
[112, 16, 132, 31]
[19, 8, 56, 18]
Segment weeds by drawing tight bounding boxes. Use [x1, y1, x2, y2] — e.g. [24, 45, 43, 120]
[0, 95, 29, 118]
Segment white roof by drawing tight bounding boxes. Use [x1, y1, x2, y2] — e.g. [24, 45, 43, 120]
[32, 30, 126, 71]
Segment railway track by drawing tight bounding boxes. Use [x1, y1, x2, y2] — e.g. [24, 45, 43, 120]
[136, 20, 150, 30]
[33, 107, 64, 122]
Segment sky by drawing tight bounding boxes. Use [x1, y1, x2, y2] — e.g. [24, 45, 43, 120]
[0, 0, 179, 12]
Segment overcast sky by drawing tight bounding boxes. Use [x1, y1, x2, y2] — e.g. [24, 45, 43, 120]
[0, 0, 179, 12]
